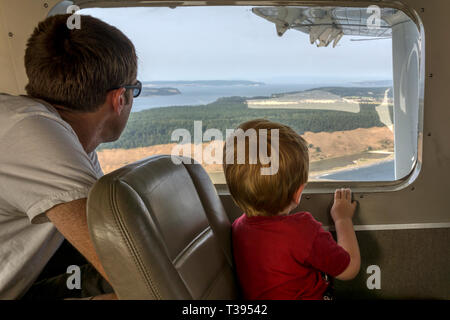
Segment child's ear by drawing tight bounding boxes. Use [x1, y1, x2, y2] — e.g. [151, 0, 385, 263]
[293, 184, 306, 204]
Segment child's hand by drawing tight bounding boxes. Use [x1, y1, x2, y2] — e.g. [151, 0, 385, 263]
[331, 188, 357, 223]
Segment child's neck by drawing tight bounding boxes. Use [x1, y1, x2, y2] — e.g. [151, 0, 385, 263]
[276, 202, 297, 216]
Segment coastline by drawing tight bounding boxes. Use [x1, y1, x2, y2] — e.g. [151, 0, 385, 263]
[309, 151, 394, 179]
[207, 151, 394, 184]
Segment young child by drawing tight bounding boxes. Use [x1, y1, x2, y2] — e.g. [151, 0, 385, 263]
[223, 119, 360, 300]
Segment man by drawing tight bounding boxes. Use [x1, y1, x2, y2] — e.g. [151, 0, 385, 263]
[0, 14, 140, 299]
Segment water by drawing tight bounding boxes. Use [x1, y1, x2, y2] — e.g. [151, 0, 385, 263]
[132, 83, 326, 111]
[317, 160, 395, 181]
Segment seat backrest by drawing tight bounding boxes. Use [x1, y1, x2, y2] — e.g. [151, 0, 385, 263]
[87, 155, 238, 299]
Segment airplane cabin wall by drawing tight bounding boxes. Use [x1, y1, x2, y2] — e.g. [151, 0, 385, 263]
[0, 0, 61, 95]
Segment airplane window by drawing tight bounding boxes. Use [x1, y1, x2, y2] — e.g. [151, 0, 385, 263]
[80, 5, 421, 184]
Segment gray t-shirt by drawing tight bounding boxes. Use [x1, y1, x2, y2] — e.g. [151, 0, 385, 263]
[0, 94, 103, 299]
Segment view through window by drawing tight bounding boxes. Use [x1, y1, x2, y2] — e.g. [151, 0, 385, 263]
[80, 5, 419, 184]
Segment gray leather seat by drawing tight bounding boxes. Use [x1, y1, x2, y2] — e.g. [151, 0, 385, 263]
[86, 155, 238, 299]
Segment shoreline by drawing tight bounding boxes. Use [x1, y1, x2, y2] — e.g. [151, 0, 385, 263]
[309, 152, 394, 179]
[206, 151, 394, 184]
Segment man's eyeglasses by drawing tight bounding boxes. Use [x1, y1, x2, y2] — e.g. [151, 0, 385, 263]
[109, 80, 142, 98]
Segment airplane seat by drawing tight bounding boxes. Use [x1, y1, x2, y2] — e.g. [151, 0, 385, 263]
[86, 155, 239, 299]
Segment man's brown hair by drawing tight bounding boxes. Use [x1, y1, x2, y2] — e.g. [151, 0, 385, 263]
[223, 119, 309, 217]
[25, 14, 137, 112]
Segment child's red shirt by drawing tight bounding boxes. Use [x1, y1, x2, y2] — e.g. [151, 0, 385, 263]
[232, 211, 350, 300]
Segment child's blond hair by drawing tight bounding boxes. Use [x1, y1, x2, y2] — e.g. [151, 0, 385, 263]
[223, 119, 309, 217]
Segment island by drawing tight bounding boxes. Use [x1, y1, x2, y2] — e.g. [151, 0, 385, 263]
[140, 87, 181, 97]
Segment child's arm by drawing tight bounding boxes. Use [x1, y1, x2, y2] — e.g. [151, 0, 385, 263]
[331, 188, 361, 280]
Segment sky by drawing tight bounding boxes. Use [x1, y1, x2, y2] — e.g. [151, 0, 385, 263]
[80, 6, 393, 84]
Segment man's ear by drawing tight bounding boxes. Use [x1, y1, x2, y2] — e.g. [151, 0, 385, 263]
[109, 88, 127, 115]
[293, 184, 306, 204]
